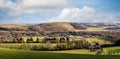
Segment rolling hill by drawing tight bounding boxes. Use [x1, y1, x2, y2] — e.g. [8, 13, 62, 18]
[0, 22, 87, 32]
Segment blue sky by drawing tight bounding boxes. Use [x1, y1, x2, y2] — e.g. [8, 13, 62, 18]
[0, 0, 120, 24]
[76, 0, 120, 11]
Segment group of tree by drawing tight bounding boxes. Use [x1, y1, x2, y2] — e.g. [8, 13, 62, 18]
[20, 39, 91, 51]
[13, 37, 40, 43]
[12, 37, 70, 43]
[43, 37, 70, 43]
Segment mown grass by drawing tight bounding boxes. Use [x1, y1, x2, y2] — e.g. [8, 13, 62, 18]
[0, 48, 120, 59]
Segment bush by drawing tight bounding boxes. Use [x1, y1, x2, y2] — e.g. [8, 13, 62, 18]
[13, 38, 18, 43]
[67, 42, 76, 49]
[27, 38, 34, 43]
[56, 44, 68, 50]
[35, 38, 41, 43]
[115, 39, 120, 46]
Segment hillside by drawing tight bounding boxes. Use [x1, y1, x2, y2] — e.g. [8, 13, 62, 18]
[83, 22, 118, 27]
[0, 22, 87, 32]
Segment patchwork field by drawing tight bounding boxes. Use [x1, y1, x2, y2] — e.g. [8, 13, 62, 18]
[0, 43, 120, 55]
[0, 37, 119, 59]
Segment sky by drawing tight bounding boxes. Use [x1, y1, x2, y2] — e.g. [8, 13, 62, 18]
[0, 0, 120, 24]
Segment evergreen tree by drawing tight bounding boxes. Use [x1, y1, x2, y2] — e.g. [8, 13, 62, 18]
[13, 38, 18, 43]
[36, 38, 40, 43]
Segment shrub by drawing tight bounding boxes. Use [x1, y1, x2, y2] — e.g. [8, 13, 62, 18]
[74, 40, 83, 49]
[13, 38, 18, 43]
[115, 39, 120, 46]
[56, 43, 68, 50]
[36, 38, 41, 43]
[27, 38, 34, 43]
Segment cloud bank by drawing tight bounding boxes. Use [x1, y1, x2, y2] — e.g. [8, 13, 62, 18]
[49, 7, 96, 22]
[0, 0, 68, 16]
[0, 0, 120, 23]
[48, 6, 120, 23]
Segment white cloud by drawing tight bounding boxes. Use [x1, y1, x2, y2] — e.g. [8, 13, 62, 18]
[48, 6, 120, 23]
[21, 0, 68, 9]
[0, 0, 14, 8]
[49, 6, 96, 22]
[0, 0, 69, 16]
[0, 0, 120, 23]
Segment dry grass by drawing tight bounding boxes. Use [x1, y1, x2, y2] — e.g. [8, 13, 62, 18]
[75, 27, 108, 32]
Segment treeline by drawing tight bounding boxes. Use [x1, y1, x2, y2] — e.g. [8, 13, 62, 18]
[0, 31, 120, 45]
[0, 39, 91, 51]
[48, 31, 120, 37]
[31, 40, 91, 51]
[1, 37, 71, 43]
[49, 31, 120, 45]
[0, 37, 92, 51]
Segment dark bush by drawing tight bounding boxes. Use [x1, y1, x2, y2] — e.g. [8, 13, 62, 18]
[115, 39, 120, 46]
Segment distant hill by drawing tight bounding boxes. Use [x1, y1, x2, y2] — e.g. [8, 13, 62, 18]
[83, 22, 118, 27]
[105, 26, 120, 30]
[0, 22, 87, 32]
[29, 22, 87, 32]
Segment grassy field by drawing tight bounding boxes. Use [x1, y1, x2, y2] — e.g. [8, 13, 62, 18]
[0, 37, 119, 59]
[50, 46, 120, 55]
[86, 38, 112, 44]
[0, 48, 120, 59]
[0, 43, 120, 55]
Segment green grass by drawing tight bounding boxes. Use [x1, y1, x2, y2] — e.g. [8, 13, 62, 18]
[0, 43, 120, 55]
[86, 38, 112, 44]
[51, 49, 96, 55]
[51, 46, 120, 55]
[104, 46, 120, 54]
[0, 48, 120, 59]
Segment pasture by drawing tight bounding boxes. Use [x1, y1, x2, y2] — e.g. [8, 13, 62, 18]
[86, 38, 112, 44]
[51, 46, 120, 55]
[0, 48, 120, 59]
[0, 37, 120, 59]
[0, 43, 120, 55]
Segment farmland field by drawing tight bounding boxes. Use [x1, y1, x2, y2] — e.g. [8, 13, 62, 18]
[0, 43, 120, 55]
[86, 38, 112, 44]
[0, 48, 120, 59]
[51, 46, 120, 55]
